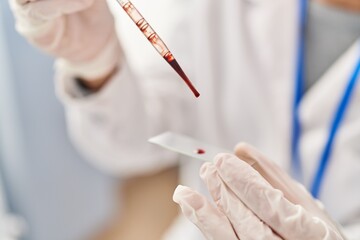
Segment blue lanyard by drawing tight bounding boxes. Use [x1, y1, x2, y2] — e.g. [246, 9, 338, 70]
[291, 0, 360, 198]
[311, 55, 360, 198]
[291, 0, 308, 182]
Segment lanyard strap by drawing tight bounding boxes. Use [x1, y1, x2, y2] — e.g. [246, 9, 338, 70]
[291, 0, 308, 181]
[311, 54, 360, 198]
[292, 0, 360, 198]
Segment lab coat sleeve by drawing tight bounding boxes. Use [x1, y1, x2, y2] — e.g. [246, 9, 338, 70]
[343, 223, 360, 240]
[54, 58, 191, 177]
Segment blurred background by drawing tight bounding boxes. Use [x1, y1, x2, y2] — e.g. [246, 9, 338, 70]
[0, 2, 118, 240]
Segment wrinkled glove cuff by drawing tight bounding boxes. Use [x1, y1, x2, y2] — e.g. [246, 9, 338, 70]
[55, 33, 121, 81]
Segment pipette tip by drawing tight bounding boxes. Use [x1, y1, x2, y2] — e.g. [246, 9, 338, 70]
[194, 90, 200, 98]
[167, 59, 200, 98]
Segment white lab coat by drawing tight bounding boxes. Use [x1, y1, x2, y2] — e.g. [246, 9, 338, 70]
[56, 0, 360, 239]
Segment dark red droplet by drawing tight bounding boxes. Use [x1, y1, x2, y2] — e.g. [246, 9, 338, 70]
[196, 148, 206, 154]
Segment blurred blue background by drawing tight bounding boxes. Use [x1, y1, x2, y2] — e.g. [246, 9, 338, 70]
[0, 2, 117, 240]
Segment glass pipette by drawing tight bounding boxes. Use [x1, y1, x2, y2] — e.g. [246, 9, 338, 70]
[115, 0, 200, 98]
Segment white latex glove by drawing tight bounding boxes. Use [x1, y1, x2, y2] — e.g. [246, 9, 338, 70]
[9, 0, 121, 79]
[173, 143, 345, 240]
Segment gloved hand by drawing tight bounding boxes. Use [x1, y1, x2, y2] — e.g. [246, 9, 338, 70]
[9, 0, 121, 79]
[173, 143, 345, 240]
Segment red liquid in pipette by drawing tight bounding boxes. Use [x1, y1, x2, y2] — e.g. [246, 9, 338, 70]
[166, 58, 200, 98]
[118, 0, 200, 98]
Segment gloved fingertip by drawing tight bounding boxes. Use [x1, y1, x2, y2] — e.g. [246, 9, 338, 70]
[234, 142, 254, 158]
[235, 141, 253, 149]
[173, 185, 191, 204]
[173, 185, 206, 214]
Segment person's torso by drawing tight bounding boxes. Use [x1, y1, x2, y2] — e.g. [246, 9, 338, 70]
[110, 0, 360, 238]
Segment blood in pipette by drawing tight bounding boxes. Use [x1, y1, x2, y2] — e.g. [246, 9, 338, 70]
[166, 58, 200, 98]
[196, 148, 206, 154]
[119, 1, 199, 98]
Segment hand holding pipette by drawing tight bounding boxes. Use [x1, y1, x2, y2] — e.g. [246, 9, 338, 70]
[10, 0, 121, 80]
